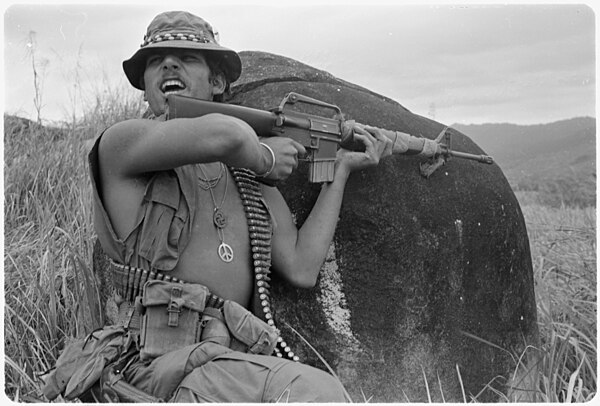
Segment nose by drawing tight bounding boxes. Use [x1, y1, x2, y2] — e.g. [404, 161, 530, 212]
[162, 54, 181, 71]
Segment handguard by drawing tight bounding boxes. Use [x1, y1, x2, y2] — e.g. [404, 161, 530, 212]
[418, 127, 494, 178]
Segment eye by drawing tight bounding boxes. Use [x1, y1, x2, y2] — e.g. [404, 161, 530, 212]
[146, 55, 163, 67]
[182, 54, 200, 62]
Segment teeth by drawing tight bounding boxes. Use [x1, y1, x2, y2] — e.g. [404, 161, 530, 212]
[161, 79, 185, 93]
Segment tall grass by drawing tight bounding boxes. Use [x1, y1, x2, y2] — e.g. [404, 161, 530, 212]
[3, 88, 145, 402]
[516, 194, 597, 402]
[4, 117, 96, 402]
[3, 94, 596, 401]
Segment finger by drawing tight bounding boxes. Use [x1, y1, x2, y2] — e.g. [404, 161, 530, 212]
[352, 131, 376, 155]
[364, 125, 392, 156]
[363, 125, 381, 136]
[356, 126, 378, 146]
[355, 125, 379, 143]
[363, 126, 387, 146]
[353, 124, 368, 135]
[290, 139, 307, 156]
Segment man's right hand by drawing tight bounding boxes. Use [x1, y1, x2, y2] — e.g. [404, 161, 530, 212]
[257, 137, 306, 183]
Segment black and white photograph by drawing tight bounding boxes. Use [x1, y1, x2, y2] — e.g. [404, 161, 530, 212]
[4, 1, 596, 402]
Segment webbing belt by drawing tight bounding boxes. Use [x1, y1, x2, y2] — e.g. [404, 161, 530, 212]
[108, 259, 225, 309]
[109, 259, 225, 332]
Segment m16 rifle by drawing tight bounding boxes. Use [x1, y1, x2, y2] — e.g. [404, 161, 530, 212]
[166, 92, 493, 182]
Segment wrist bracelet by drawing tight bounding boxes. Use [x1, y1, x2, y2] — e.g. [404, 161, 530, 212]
[256, 142, 276, 178]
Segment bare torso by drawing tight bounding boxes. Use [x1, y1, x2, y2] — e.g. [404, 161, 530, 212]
[103, 162, 254, 308]
[96, 108, 369, 300]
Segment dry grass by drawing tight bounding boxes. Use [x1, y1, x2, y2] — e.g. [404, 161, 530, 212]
[4, 87, 146, 402]
[517, 194, 597, 402]
[3, 105, 596, 401]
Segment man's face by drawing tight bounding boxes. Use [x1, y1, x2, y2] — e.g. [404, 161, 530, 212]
[142, 49, 224, 115]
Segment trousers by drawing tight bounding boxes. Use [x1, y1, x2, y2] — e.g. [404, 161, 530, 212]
[123, 341, 348, 402]
[174, 350, 347, 402]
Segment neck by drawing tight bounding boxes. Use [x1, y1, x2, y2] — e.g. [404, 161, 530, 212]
[199, 162, 223, 176]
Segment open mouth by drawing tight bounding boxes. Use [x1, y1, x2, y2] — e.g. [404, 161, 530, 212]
[161, 79, 186, 95]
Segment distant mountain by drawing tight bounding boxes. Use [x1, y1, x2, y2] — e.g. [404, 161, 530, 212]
[452, 117, 596, 186]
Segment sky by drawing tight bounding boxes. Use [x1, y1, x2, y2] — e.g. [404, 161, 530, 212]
[3, 1, 597, 126]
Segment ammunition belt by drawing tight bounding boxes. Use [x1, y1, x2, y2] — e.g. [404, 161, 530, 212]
[232, 168, 297, 361]
[108, 259, 225, 309]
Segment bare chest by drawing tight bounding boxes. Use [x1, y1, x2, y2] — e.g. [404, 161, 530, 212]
[171, 170, 255, 306]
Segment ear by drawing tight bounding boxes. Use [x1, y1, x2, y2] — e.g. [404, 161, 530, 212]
[210, 73, 227, 96]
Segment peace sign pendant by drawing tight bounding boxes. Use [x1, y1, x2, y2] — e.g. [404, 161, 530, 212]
[218, 242, 234, 263]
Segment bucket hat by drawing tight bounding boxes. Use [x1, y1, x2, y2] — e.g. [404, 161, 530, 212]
[123, 11, 242, 90]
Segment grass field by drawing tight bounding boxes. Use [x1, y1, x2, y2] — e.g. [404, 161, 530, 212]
[3, 110, 597, 402]
[516, 192, 596, 402]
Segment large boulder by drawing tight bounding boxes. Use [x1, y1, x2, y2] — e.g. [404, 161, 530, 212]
[92, 51, 539, 402]
[228, 51, 539, 402]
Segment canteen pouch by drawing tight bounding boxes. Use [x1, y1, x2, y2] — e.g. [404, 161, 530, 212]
[222, 300, 279, 355]
[140, 280, 208, 361]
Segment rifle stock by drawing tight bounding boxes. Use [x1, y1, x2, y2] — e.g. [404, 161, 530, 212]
[165, 93, 493, 182]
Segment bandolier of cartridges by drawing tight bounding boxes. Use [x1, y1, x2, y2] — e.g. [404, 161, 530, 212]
[232, 168, 299, 362]
[109, 168, 299, 362]
[110, 261, 226, 310]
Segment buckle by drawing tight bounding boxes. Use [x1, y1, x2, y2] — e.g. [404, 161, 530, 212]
[167, 286, 183, 327]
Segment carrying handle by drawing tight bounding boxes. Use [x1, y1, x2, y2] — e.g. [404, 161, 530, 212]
[275, 92, 343, 119]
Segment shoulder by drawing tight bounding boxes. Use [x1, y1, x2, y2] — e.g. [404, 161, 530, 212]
[97, 118, 160, 170]
[100, 118, 154, 148]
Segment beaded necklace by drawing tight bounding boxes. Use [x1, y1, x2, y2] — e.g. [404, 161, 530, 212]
[197, 162, 225, 190]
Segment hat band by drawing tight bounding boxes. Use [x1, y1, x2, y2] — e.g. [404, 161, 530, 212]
[141, 32, 213, 48]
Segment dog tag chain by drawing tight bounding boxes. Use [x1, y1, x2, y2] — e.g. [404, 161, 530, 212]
[198, 164, 233, 263]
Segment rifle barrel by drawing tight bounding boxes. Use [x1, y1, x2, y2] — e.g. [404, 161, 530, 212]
[447, 150, 494, 164]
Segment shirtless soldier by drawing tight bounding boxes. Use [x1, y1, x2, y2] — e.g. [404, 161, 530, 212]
[87, 10, 391, 402]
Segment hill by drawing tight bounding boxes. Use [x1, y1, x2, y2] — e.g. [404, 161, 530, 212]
[452, 117, 596, 207]
[453, 117, 595, 180]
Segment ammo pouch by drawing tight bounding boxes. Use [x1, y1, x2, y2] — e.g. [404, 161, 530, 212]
[223, 300, 279, 355]
[140, 280, 208, 361]
[139, 280, 280, 361]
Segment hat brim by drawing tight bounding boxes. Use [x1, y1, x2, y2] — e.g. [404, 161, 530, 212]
[122, 40, 242, 90]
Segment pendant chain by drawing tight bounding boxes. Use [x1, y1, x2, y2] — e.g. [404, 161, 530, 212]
[197, 162, 225, 190]
[198, 163, 233, 262]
